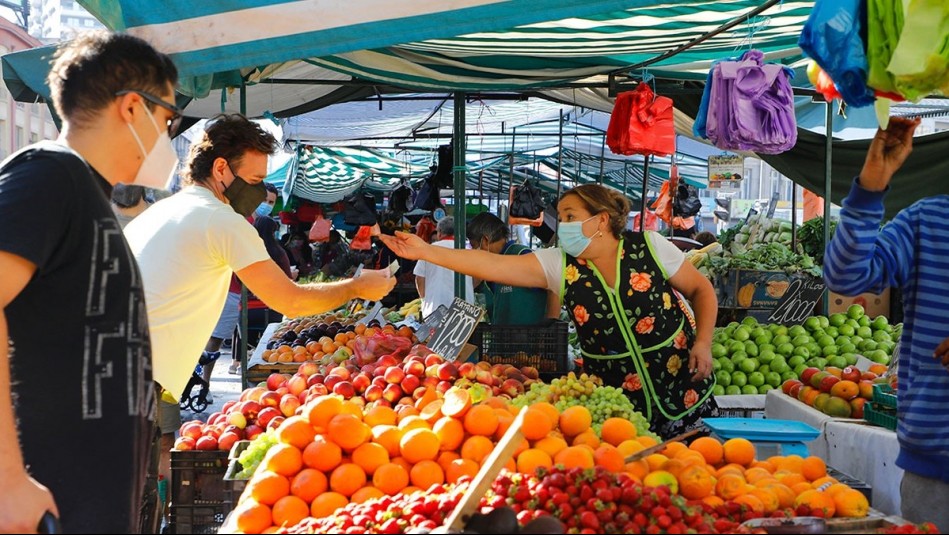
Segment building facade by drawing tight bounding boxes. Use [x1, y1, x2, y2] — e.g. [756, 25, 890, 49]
[0, 17, 58, 159]
[28, 0, 103, 41]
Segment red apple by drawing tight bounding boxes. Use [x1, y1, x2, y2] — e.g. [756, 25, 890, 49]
[360, 364, 377, 376]
[404, 360, 426, 378]
[374, 399, 391, 408]
[222, 401, 238, 414]
[424, 354, 444, 367]
[244, 424, 264, 441]
[520, 366, 539, 380]
[280, 394, 301, 417]
[422, 376, 439, 388]
[257, 407, 281, 428]
[436, 380, 453, 395]
[307, 374, 326, 388]
[174, 436, 196, 451]
[287, 375, 308, 397]
[377, 355, 398, 368]
[382, 383, 404, 403]
[240, 400, 261, 421]
[475, 370, 494, 386]
[437, 363, 459, 381]
[207, 412, 225, 427]
[425, 365, 439, 378]
[223, 425, 244, 439]
[850, 398, 867, 419]
[500, 378, 525, 397]
[810, 371, 829, 389]
[841, 366, 861, 382]
[782, 379, 804, 396]
[195, 436, 218, 451]
[333, 381, 356, 399]
[352, 373, 372, 393]
[266, 416, 285, 431]
[275, 386, 290, 397]
[227, 411, 248, 429]
[491, 386, 501, 396]
[372, 376, 388, 389]
[218, 432, 240, 452]
[267, 373, 290, 391]
[401, 374, 421, 394]
[457, 362, 477, 380]
[861, 372, 879, 381]
[373, 366, 388, 378]
[364, 384, 384, 402]
[385, 367, 406, 385]
[298, 361, 319, 377]
[819, 374, 840, 394]
[328, 366, 351, 381]
[308, 383, 329, 397]
[800, 367, 821, 386]
[789, 382, 804, 399]
[260, 391, 281, 409]
[413, 386, 429, 401]
[181, 422, 204, 441]
[324, 375, 343, 391]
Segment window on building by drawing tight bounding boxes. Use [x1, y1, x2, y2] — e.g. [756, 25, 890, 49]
[0, 120, 7, 157]
[770, 169, 780, 180]
[84, 18, 95, 27]
[29, 132, 38, 144]
[15, 126, 24, 149]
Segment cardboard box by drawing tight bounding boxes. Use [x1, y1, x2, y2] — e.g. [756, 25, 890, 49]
[829, 289, 891, 318]
[716, 269, 816, 309]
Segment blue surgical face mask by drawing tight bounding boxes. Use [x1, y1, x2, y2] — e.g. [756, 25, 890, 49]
[254, 202, 272, 219]
[557, 215, 599, 257]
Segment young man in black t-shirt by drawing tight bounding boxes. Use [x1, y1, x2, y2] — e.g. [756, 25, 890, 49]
[0, 32, 178, 533]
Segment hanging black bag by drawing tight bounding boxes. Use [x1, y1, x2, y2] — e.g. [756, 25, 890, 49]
[673, 182, 702, 218]
[433, 143, 453, 188]
[413, 174, 441, 212]
[510, 180, 545, 220]
[344, 191, 378, 226]
[388, 181, 415, 214]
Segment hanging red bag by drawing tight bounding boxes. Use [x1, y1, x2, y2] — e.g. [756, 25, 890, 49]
[650, 180, 674, 225]
[309, 213, 331, 243]
[632, 209, 660, 232]
[415, 216, 437, 243]
[607, 84, 676, 157]
[351, 225, 373, 250]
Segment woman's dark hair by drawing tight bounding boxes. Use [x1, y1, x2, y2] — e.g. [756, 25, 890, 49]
[467, 212, 509, 246]
[186, 114, 277, 184]
[694, 231, 717, 246]
[559, 184, 631, 237]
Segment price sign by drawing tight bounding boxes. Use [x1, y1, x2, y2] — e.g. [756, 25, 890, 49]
[767, 278, 825, 325]
[416, 305, 448, 344]
[766, 191, 780, 218]
[427, 298, 484, 361]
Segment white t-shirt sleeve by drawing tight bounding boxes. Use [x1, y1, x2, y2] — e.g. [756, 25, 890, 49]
[207, 209, 270, 271]
[645, 231, 685, 278]
[413, 260, 428, 277]
[532, 247, 565, 295]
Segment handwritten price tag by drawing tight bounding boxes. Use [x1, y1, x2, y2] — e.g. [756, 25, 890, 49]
[767, 278, 825, 325]
[428, 298, 484, 361]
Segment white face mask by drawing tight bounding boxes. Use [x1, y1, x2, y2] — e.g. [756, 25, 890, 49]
[127, 102, 179, 189]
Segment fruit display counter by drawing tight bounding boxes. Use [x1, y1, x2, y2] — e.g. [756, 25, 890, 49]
[765, 389, 903, 516]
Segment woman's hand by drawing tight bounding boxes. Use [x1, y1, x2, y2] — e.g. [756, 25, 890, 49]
[689, 340, 713, 382]
[378, 232, 430, 261]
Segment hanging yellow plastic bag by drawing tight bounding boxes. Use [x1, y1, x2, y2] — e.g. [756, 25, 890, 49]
[865, 0, 904, 96]
[887, 0, 949, 100]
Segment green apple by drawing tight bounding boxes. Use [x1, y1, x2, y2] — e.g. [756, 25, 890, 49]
[748, 372, 766, 387]
[739, 358, 759, 374]
[731, 371, 748, 388]
[725, 385, 742, 395]
[742, 385, 760, 395]
[716, 370, 732, 387]
[712, 385, 726, 396]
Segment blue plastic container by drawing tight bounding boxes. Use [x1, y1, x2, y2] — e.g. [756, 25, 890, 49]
[702, 418, 820, 456]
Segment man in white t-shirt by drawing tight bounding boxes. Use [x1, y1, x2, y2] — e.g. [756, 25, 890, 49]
[124, 115, 396, 470]
[413, 216, 474, 318]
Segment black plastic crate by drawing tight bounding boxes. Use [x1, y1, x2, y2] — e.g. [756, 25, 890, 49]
[170, 450, 229, 507]
[170, 504, 226, 534]
[828, 466, 873, 506]
[470, 321, 569, 381]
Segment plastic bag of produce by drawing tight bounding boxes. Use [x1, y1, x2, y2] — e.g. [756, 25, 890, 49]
[353, 332, 413, 364]
[798, 0, 877, 107]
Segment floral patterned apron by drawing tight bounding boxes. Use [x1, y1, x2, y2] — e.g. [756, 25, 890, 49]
[562, 232, 715, 423]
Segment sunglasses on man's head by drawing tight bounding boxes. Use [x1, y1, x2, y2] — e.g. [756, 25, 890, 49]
[115, 89, 183, 137]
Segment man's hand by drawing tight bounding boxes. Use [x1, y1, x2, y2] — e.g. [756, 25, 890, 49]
[689, 340, 714, 382]
[0, 470, 58, 534]
[934, 337, 949, 369]
[378, 232, 430, 261]
[859, 116, 921, 192]
[352, 269, 396, 301]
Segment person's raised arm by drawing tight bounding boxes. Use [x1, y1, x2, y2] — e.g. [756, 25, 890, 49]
[380, 232, 548, 289]
[668, 261, 718, 383]
[237, 259, 396, 318]
[0, 251, 59, 533]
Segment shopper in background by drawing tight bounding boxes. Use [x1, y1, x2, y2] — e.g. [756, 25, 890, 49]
[413, 216, 474, 318]
[283, 229, 314, 278]
[111, 183, 150, 228]
[0, 31, 178, 533]
[384, 184, 718, 439]
[823, 116, 949, 532]
[693, 231, 718, 247]
[467, 212, 560, 325]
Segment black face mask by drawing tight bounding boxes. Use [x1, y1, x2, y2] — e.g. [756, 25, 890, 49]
[223, 169, 266, 217]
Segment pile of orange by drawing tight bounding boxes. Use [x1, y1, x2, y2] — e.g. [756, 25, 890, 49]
[262, 324, 416, 364]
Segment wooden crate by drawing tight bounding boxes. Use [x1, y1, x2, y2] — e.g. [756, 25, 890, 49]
[246, 363, 299, 386]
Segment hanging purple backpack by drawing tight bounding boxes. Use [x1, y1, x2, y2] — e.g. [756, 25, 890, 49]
[705, 50, 797, 154]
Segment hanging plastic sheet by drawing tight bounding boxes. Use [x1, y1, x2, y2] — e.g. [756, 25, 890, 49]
[606, 83, 675, 157]
[799, 0, 876, 108]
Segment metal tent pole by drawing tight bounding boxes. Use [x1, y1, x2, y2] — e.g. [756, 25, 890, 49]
[791, 181, 798, 251]
[452, 93, 467, 300]
[639, 156, 651, 232]
[239, 81, 250, 390]
[599, 134, 606, 184]
[822, 102, 833, 316]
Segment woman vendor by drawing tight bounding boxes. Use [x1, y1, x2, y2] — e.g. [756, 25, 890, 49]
[381, 184, 718, 438]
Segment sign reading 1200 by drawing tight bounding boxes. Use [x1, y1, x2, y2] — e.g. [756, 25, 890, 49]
[428, 298, 484, 361]
[767, 278, 826, 326]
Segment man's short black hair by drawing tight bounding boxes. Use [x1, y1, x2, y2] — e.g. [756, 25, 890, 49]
[186, 114, 278, 184]
[48, 31, 178, 128]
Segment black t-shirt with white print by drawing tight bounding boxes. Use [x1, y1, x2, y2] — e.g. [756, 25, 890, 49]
[0, 142, 154, 533]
